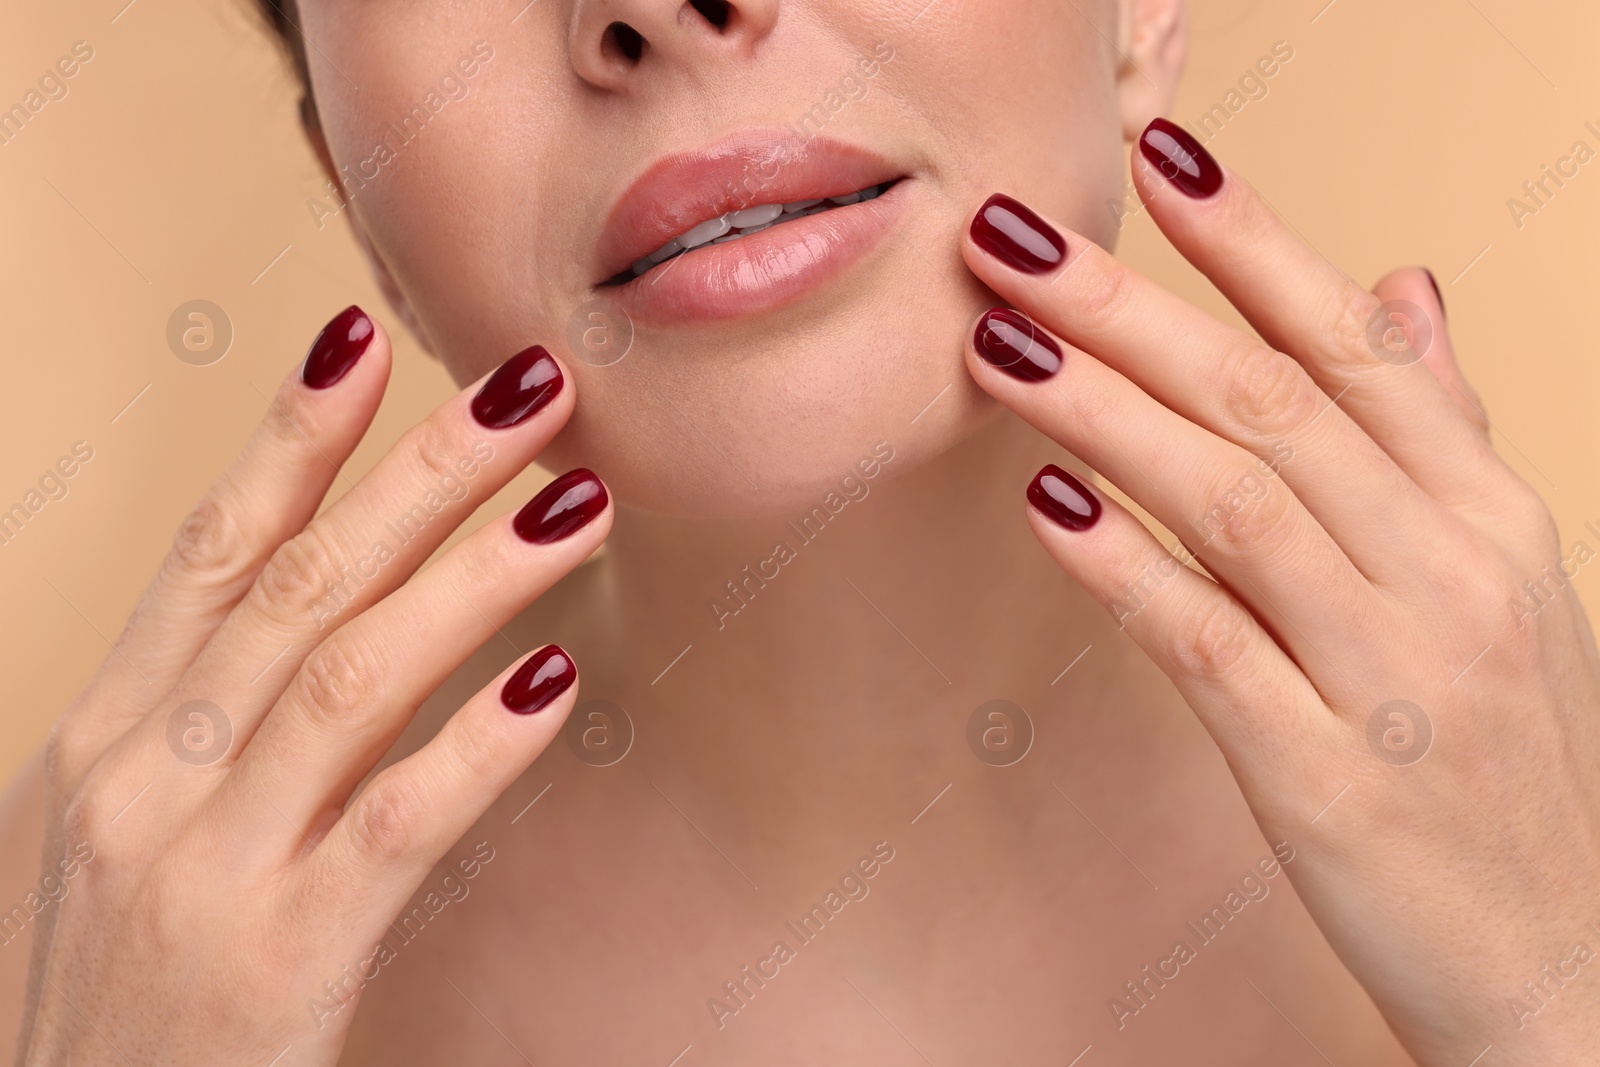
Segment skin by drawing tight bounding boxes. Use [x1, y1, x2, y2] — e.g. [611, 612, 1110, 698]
[4, 0, 1599, 1064]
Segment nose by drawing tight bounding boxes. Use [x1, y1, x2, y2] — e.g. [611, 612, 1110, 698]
[568, 0, 779, 90]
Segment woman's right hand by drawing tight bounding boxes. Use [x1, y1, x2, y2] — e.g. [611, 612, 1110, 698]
[13, 306, 609, 1066]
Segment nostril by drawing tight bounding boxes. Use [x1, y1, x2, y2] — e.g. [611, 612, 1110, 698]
[687, 0, 731, 29]
[603, 21, 646, 63]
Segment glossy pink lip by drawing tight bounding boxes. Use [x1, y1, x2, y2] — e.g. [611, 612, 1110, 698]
[595, 129, 908, 325]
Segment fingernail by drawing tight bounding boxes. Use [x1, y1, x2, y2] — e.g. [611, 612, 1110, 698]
[514, 469, 608, 544]
[501, 645, 576, 714]
[1139, 118, 1223, 200]
[471, 346, 564, 429]
[1027, 465, 1101, 531]
[1423, 268, 1447, 322]
[970, 194, 1068, 274]
[301, 305, 374, 389]
[974, 307, 1062, 382]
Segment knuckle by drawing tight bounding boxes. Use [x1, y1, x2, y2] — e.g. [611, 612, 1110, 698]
[350, 779, 422, 865]
[405, 419, 468, 491]
[1221, 342, 1323, 437]
[1506, 484, 1561, 560]
[164, 492, 253, 586]
[59, 786, 111, 844]
[254, 527, 344, 626]
[45, 712, 100, 788]
[1173, 595, 1256, 680]
[1069, 254, 1136, 328]
[1325, 285, 1386, 371]
[1192, 459, 1295, 552]
[297, 633, 384, 725]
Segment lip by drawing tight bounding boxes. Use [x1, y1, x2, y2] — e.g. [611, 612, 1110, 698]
[595, 128, 908, 325]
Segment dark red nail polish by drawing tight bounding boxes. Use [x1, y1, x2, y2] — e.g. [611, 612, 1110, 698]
[300, 305, 374, 389]
[501, 645, 576, 714]
[970, 194, 1068, 274]
[1139, 118, 1223, 200]
[974, 307, 1062, 382]
[471, 346, 563, 429]
[514, 469, 608, 544]
[1423, 268, 1446, 322]
[1027, 465, 1101, 531]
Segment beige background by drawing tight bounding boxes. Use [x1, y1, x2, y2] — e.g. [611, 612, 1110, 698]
[1, 0, 1596, 780]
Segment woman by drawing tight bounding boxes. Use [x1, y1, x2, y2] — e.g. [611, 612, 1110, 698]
[4, 0, 1597, 1063]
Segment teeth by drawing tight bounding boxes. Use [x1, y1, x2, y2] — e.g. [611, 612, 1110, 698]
[679, 215, 732, 249]
[619, 181, 893, 283]
[646, 239, 681, 264]
[729, 203, 783, 228]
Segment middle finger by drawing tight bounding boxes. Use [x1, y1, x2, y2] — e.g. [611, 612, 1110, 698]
[168, 343, 569, 761]
[962, 193, 1448, 596]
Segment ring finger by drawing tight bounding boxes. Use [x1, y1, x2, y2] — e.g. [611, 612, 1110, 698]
[964, 306, 1384, 694]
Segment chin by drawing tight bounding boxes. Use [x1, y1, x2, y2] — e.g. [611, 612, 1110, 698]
[533, 326, 1004, 522]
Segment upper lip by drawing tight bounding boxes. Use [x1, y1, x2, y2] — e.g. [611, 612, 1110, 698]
[595, 128, 903, 284]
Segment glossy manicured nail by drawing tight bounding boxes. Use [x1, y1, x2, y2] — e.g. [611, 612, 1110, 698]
[1424, 268, 1446, 322]
[970, 194, 1068, 274]
[300, 305, 374, 389]
[514, 469, 608, 544]
[1027, 465, 1101, 531]
[501, 645, 576, 715]
[471, 345, 563, 429]
[974, 308, 1062, 382]
[1139, 118, 1223, 200]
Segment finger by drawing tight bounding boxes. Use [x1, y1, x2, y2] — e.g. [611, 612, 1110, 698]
[965, 307, 1384, 696]
[215, 469, 608, 854]
[1021, 464, 1333, 798]
[53, 308, 389, 784]
[162, 344, 571, 761]
[293, 643, 577, 938]
[962, 195, 1447, 593]
[1372, 267, 1489, 435]
[1128, 119, 1507, 513]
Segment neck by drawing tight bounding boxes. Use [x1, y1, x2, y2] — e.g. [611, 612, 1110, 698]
[576, 410, 1118, 880]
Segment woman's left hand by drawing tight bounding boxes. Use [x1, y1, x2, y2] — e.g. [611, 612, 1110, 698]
[960, 118, 1600, 1067]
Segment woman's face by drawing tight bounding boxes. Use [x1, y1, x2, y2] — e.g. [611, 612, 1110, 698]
[297, 0, 1169, 516]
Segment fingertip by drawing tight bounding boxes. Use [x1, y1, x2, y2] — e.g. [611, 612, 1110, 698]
[500, 643, 578, 716]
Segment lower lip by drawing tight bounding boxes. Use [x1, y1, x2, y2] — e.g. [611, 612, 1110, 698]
[601, 180, 910, 326]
